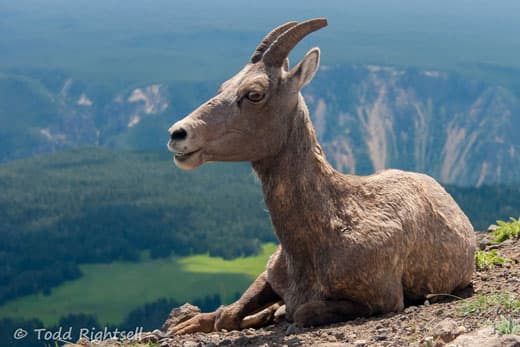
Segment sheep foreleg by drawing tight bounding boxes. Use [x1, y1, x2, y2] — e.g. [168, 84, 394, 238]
[171, 271, 281, 334]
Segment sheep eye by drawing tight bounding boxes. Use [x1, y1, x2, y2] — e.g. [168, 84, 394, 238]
[246, 91, 265, 103]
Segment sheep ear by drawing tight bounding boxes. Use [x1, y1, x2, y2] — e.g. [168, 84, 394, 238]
[288, 47, 320, 89]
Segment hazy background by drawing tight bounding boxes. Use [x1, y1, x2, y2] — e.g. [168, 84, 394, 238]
[2, 0, 520, 86]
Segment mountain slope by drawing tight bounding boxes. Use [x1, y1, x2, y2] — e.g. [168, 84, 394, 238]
[305, 65, 520, 186]
[1, 65, 519, 186]
[0, 70, 214, 161]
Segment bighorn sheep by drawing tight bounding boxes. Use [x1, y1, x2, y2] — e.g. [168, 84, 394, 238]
[167, 18, 475, 333]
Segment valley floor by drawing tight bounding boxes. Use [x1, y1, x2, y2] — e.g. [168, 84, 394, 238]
[0, 244, 276, 326]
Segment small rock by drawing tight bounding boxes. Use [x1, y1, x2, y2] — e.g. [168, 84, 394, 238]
[422, 336, 434, 346]
[450, 326, 520, 347]
[138, 332, 159, 343]
[327, 335, 337, 342]
[479, 237, 492, 250]
[286, 337, 301, 346]
[374, 334, 387, 341]
[334, 332, 345, 340]
[487, 224, 499, 232]
[404, 306, 418, 313]
[182, 341, 198, 347]
[353, 339, 368, 346]
[431, 318, 466, 343]
[220, 339, 232, 345]
[152, 329, 167, 340]
[162, 303, 201, 334]
[243, 328, 256, 335]
[75, 338, 92, 347]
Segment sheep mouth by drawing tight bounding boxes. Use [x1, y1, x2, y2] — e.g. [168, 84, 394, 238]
[174, 149, 201, 162]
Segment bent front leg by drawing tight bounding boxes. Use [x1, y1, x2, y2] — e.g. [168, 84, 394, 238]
[215, 271, 281, 330]
[171, 271, 281, 334]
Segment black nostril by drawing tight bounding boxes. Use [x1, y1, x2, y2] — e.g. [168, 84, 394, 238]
[170, 128, 188, 141]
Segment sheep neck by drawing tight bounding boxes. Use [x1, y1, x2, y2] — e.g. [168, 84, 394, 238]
[252, 97, 348, 258]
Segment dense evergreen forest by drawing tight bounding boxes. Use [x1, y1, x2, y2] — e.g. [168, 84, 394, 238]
[445, 185, 520, 231]
[0, 149, 274, 305]
[0, 148, 519, 309]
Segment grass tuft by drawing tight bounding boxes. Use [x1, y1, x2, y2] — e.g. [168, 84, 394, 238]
[459, 293, 520, 316]
[491, 217, 520, 243]
[495, 315, 520, 335]
[475, 250, 507, 270]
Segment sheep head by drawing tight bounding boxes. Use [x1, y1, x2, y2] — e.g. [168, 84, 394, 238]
[168, 18, 327, 170]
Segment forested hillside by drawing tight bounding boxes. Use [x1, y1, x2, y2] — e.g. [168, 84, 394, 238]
[0, 148, 519, 308]
[0, 149, 273, 305]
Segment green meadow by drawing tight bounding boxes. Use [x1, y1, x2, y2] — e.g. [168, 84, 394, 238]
[0, 243, 277, 325]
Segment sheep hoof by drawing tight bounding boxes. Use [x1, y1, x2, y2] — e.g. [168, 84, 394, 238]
[240, 302, 281, 329]
[274, 304, 286, 322]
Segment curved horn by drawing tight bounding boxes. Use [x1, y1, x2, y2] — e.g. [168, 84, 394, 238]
[250, 21, 298, 63]
[262, 18, 328, 67]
